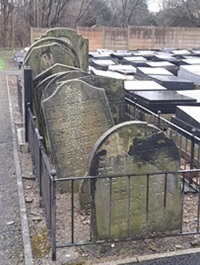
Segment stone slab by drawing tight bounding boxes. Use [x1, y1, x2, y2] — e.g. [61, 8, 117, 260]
[90, 59, 116, 71]
[87, 121, 181, 240]
[148, 75, 196, 90]
[171, 49, 191, 56]
[137, 67, 174, 76]
[90, 67, 133, 80]
[108, 64, 136, 75]
[124, 80, 166, 91]
[172, 106, 200, 137]
[42, 80, 114, 192]
[178, 65, 200, 85]
[122, 56, 147, 67]
[127, 90, 198, 114]
[177, 90, 200, 102]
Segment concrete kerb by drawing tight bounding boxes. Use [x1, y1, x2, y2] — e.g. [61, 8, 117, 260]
[95, 246, 200, 265]
[6, 74, 34, 265]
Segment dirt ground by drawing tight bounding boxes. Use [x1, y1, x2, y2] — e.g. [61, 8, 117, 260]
[5, 52, 200, 265]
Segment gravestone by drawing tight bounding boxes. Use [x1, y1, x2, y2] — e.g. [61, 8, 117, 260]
[43, 27, 88, 71]
[37, 70, 88, 148]
[42, 70, 90, 104]
[79, 75, 125, 124]
[42, 80, 114, 192]
[33, 63, 82, 88]
[24, 40, 80, 78]
[85, 121, 181, 240]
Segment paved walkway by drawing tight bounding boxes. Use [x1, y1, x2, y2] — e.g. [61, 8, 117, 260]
[0, 71, 24, 264]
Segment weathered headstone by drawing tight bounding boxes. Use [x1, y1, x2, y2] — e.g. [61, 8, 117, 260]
[80, 121, 181, 240]
[24, 40, 80, 78]
[42, 70, 89, 101]
[25, 28, 88, 72]
[42, 80, 114, 192]
[33, 63, 82, 88]
[43, 28, 88, 71]
[79, 75, 125, 124]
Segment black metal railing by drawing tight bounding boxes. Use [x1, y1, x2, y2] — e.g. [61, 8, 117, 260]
[125, 97, 200, 173]
[17, 75, 23, 117]
[25, 104, 200, 261]
[23, 67, 200, 261]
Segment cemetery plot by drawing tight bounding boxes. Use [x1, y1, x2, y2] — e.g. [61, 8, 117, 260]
[178, 65, 200, 85]
[135, 67, 173, 80]
[127, 90, 198, 113]
[108, 64, 136, 75]
[124, 80, 166, 91]
[91, 67, 133, 80]
[122, 56, 147, 67]
[171, 106, 200, 139]
[177, 90, 200, 102]
[148, 75, 195, 90]
[90, 59, 116, 71]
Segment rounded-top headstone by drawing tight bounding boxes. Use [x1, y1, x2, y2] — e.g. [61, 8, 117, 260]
[80, 121, 181, 240]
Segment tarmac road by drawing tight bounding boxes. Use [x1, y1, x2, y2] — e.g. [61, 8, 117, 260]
[129, 253, 200, 265]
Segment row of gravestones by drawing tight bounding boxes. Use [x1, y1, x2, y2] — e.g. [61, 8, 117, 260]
[24, 27, 181, 240]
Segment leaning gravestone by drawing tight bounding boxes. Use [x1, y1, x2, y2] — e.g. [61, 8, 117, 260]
[80, 121, 181, 239]
[42, 80, 114, 192]
[42, 70, 89, 100]
[39, 70, 90, 147]
[24, 40, 80, 79]
[79, 75, 125, 124]
[25, 28, 88, 72]
[33, 63, 82, 88]
[43, 28, 89, 71]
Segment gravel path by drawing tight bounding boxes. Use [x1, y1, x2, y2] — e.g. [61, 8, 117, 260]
[0, 71, 24, 265]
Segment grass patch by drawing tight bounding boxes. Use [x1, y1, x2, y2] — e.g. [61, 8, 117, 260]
[0, 58, 5, 70]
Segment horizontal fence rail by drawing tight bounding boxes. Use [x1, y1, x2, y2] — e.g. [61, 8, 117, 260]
[25, 98, 200, 261]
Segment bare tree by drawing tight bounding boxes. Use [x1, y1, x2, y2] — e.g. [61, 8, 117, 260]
[156, 0, 200, 27]
[108, 0, 152, 27]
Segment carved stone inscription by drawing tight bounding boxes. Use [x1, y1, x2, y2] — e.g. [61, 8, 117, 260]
[87, 121, 181, 240]
[42, 80, 114, 191]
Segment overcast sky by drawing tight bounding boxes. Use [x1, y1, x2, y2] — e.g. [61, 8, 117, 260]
[148, 0, 161, 12]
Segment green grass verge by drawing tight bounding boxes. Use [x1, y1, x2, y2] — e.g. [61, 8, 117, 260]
[0, 58, 5, 70]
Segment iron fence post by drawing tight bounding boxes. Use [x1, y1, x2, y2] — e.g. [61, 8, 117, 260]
[190, 128, 196, 169]
[157, 110, 161, 129]
[24, 66, 32, 142]
[190, 128, 196, 184]
[51, 169, 57, 261]
[134, 97, 137, 120]
[38, 136, 43, 207]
